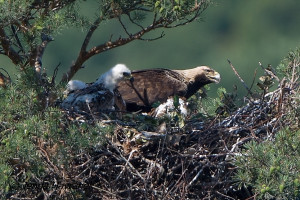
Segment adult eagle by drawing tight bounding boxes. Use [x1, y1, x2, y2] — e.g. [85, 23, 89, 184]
[117, 66, 220, 112]
[61, 64, 132, 114]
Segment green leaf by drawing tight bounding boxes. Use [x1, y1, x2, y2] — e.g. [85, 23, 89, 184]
[155, 1, 160, 8]
[173, 95, 179, 109]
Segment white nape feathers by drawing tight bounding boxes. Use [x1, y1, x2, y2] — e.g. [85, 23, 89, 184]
[61, 64, 132, 114]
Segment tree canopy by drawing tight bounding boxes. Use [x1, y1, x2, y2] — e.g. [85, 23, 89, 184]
[0, 0, 211, 84]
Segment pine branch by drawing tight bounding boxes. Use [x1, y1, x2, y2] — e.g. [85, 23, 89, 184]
[60, 17, 165, 83]
[59, 1, 211, 83]
[0, 27, 23, 65]
[60, 17, 102, 83]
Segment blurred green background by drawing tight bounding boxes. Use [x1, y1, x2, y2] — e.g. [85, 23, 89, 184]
[1, 0, 300, 96]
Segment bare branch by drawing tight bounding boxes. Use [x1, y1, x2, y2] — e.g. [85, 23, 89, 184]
[118, 17, 131, 37]
[81, 18, 101, 53]
[139, 31, 165, 41]
[248, 68, 257, 94]
[60, 18, 101, 83]
[86, 18, 164, 57]
[259, 62, 280, 82]
[227, 59, 254, 96]
[60, 18, 165, 83]
[0, 27, 23, 65]
[10, 25, 25, 54]
[127, 13, 145, 30]
[30, 33, 53, 75]
[51, 62, 61, 85]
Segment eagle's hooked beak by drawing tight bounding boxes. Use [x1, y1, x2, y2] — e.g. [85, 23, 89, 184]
[123, 72, 134, 82]
[208, 71, 221, 83]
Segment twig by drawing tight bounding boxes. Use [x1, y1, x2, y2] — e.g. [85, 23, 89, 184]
[290, 60, 299, 85]
[115, 149, 137, 181]
[249, 67, 257, 92]
[127, 13, 145, 30]
[118, 16, 131, 37]
[215, 191, 236, 200]
[0, 27, 23, 65]
[259, 62, 280, 82]
[91, 185, 119, 198]
[0, 67, 11, 84]
[10, 25, 25, 54]
[110, 142, 145, 182]
[229, 137, 253, 153]
[187, 164, 206, 188]
[139, 31, 165, 41]
[51, 62, 60, 85]
[227, 59, 254, 97]
[37, 140, 62, 178]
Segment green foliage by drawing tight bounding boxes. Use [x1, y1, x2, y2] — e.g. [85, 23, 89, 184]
[277, 47, 300, 77]
[214, 86, 238, 116]
[234, 47, 300, 199]
[0, 0, 88, 48]
[0, 163, 13, 193]
[187, 86, 238, 119]
[0, 70, 110, 196]
[0, 69, 40, 119]
[99, 0, 210, 20]
[152, 0, 208, 19]
[0, 0, 32, 23]
[276, 47, 300, 129]
[234, 129, 300, 199]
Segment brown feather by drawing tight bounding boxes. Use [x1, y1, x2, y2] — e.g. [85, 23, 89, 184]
[117, 66, 220, 112]
[61, 83, 115, 114]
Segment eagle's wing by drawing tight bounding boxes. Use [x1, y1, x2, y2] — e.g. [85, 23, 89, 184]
[62, 84, 114, 113]
[113, 88, 127, 111]
[117, 69, 188, 107]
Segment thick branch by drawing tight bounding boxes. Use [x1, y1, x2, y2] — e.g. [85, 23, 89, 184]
[30, 33, 53, 74]
[60, 18, 164, 83]
[0, 27, 23, 65]
[81, 18, 102, 53]
[59, 18, 101, 83]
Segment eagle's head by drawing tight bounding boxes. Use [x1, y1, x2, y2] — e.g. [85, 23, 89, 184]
[95, 64, 132, 92]
[198, 66, 221, 84]
[177, 66, 221, 85]
[174, 65, 221, 99]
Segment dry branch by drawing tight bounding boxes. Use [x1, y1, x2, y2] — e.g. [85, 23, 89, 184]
[0, 27, 23, 65]
[227, 59, 253, 96]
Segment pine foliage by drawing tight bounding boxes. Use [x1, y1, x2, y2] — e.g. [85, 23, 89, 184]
[0, 69, 111, 198]
[235, 129, 300, 199]
[234, 47, 300, 199]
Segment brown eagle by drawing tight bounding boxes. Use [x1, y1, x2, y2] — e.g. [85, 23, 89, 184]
[117, 66, 221, 112]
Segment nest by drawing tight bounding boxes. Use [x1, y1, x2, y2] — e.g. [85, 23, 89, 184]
[7, 63, 298, 199]
[55, 66, 297, 199]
